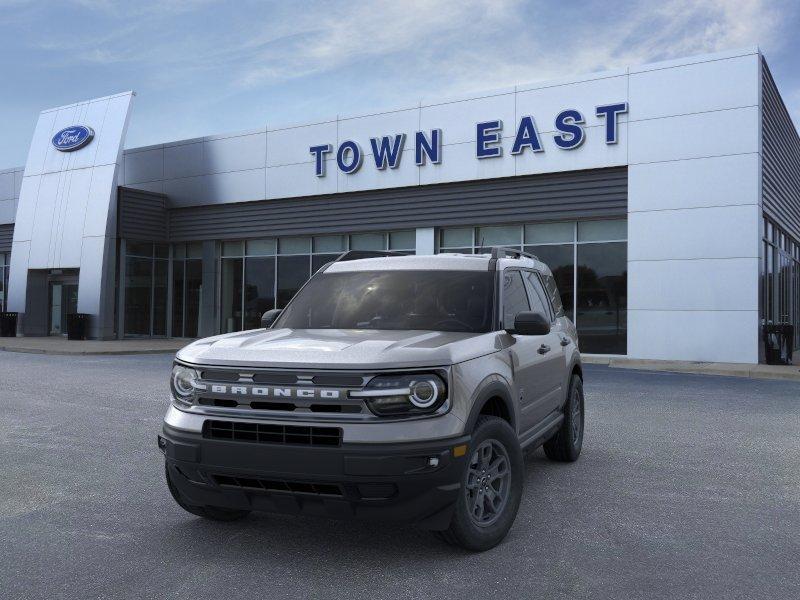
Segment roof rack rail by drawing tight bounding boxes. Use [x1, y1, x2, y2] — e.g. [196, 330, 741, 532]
[332, 250, 405, 263]
[488, 246, 539, 261]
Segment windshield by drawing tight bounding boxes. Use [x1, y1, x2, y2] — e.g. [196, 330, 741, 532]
[274, 270, 495, 333]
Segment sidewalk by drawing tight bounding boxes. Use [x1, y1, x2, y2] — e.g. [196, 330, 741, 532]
[584, 355, 800, 382]
[0, 337, 192, 355]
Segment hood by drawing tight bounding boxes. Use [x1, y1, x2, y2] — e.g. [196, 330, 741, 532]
[176, 328, 501, 370]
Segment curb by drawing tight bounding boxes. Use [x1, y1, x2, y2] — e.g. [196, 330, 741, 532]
[584, 356, 800, 382]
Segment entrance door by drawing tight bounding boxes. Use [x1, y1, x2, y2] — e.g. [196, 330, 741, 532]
[48, 275, 79, 336]
[49, 283, 63, 335]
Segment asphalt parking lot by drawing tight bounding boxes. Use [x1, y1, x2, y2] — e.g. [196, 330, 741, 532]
[1, 352, 798, 600]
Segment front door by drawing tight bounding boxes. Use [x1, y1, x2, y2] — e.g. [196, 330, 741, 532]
[501, 270, 565, 434]
[48, 278, 78, 336]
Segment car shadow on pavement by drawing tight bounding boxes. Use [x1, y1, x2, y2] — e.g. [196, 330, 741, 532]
[153, 448, 558, 562]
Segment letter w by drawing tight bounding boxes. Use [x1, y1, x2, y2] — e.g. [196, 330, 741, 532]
[370, 134, 405, 169]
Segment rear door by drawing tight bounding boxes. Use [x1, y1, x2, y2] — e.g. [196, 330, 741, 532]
[501, 270, 556, 434]
[522, 270, 568, 415]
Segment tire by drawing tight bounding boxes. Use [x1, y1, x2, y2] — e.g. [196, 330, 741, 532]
[437, 416, 524, 551]
[165, 463, 250, 522]
[543, 375, 584, 462]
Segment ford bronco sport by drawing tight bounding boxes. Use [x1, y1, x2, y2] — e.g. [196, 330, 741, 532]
[160, 247, 584, 551]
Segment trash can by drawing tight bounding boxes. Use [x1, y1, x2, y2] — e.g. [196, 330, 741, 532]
[66, 313, 89, 341]
[763, 324, 794, 365]
[0, 312, 17, 337]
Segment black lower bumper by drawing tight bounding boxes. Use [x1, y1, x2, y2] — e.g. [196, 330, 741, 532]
[160, 424, 470, 530]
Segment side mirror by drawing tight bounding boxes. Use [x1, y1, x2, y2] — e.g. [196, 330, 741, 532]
[509, 311, 550, 336]
[261, 309, 282, 329]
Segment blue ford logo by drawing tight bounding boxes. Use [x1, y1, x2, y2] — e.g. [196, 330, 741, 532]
[52, 125, 95, 152]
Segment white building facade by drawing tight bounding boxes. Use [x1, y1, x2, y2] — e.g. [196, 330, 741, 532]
[0, 48, 798, 364]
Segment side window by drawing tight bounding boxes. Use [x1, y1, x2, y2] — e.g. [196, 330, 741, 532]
[522, 271, 551, 321]
[542, 272, 565, 317]
[502, 271, 530, 328]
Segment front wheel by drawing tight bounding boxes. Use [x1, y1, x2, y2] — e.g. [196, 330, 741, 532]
[543, 375, 584, 462]
[437, 416, 524, 551]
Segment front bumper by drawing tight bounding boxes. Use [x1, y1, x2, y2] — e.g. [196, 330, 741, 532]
[160, 422, 470, 530]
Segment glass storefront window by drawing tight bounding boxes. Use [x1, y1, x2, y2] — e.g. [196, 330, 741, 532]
[220, 257, 243, 333]
[172, 260, 185, 336]
[762, 217, 800, 352]
[1, 252, 11, 311]
[187, 242, 203, 259]
[525, 222, 574, 244]
[477, 225, 521, 249]
[244, 257, 276, 329]
[440, 227, 473, 249]
[389, 230, 416, 251]
[524, 244, 574, 320]
[350, 233, 385, 251]
[172, 247, 203, 338]
[127, 242, 153, 257]
[576, 242, 627, 354]
[152, 259, 168, 336]
[184, 260, 202, 337]
[124, 255, 153, 336]
[577, 219, 627, 242]
[312, 253, 339, 274]
[0, 253, 6, 311]
[279, 237, 311, 255]
[218, 230, 416, 331]
[123, 242, 170, 337]
[439, 219, 628, 354]
[221, 241, 244, 257]
[246, 239, 276, 256]
[314, 235, 346, 253]
[277, 255, 310, 308]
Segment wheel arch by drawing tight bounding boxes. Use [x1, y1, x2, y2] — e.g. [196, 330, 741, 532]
[571, 361, 583, 381]
[464, 380, 517, 434]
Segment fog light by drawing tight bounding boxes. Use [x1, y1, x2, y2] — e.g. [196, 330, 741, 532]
[427, 457, 439, 468]
[157, 435, 167, 453]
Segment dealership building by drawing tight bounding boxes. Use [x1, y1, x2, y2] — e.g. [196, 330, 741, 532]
[0, 47, 798, 364]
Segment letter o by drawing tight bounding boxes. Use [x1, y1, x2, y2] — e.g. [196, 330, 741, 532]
[337, 140, 363, 174]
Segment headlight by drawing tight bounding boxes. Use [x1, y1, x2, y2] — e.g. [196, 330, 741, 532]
[352, 373, 447, 416]
[170, 364, 199, 405]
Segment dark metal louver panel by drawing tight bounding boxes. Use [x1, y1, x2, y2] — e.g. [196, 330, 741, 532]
[167, 167, 627, 241]
[117, 187, 168, 241]
[762, 58, 800, 241]
[0, 223, 13, 253]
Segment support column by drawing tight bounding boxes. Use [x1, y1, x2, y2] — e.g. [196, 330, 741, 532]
[198, 240, 217, 338]
[415, 227, 435, 255]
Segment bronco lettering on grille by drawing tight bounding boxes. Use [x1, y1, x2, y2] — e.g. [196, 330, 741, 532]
[207, 385, 341, 400]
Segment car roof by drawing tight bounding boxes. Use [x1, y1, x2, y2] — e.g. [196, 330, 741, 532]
[324, 253, 553, 275]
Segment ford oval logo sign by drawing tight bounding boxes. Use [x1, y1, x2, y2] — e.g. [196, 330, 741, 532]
[52, 125, 95, 152]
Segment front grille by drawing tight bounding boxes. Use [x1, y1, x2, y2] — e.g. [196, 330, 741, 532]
[197, 398, 362, 414]
[212, 474, 343, 497]
[311, 374, 365, 386]
[203, 420, 342, 447]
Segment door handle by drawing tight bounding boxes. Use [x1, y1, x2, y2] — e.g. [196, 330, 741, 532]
[560, 337, 570, 347]
[537, 344, 551, 355]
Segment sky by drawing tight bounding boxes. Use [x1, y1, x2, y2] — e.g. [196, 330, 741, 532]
[0, 0, 798, 167]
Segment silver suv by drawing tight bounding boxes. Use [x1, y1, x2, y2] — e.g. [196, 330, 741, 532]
[160, 248, 584, 551]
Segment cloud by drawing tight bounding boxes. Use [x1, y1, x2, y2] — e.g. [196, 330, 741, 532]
[232, 0, 522, 88]
[18, 0, 791, 93]
[220, 0, 793, 104]
[419, 0, 790, 95]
